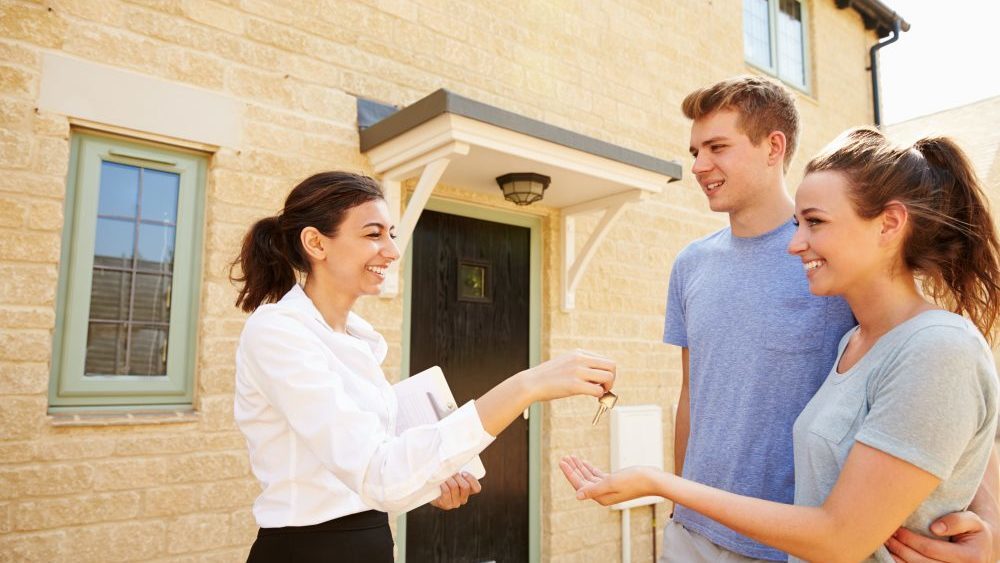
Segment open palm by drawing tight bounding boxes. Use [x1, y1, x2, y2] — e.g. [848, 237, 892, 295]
[559, 455, 659, 507]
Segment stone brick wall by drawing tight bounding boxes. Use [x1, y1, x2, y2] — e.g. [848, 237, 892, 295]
[0, 0, 877, 561]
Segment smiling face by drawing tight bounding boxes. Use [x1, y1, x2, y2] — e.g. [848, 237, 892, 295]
[689, 109, 775, 214]
[311, 199, 400, 298]
[787, 170, 887, 297]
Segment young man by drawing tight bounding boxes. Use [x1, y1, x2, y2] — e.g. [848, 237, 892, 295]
[664, 75, 1000, 562]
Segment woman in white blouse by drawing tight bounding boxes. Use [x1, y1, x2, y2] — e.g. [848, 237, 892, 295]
[231, 171, 616, 562]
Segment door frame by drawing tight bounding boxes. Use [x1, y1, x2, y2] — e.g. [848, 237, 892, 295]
[398, 196, 543, 563]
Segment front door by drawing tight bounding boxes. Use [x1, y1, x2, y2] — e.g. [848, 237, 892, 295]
[406, 209, 530, 563]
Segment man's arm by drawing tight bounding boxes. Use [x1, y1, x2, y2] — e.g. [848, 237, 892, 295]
[887, 444, 1000, 562]
[673, 347, 690, 477]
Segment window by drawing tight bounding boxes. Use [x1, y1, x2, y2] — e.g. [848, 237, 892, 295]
[743, 0, 809, 90]
[50, 132, 206, 409]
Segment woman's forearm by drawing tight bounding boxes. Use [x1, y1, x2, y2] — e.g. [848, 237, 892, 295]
[652, 472, 866, 563]
[474, 372, 534, 436]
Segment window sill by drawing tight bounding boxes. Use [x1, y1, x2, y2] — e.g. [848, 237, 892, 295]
[48, 409, 199, 427]
[744, 63, 814, 100]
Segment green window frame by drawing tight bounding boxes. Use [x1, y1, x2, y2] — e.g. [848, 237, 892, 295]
[49, 131, 206, 410]
[743, 0, 812, 93]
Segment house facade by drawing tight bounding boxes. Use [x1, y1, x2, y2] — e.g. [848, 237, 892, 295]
[0, 1, 901, 561]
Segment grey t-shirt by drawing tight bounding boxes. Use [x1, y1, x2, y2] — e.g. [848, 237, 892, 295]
[791, 310, 998, 563]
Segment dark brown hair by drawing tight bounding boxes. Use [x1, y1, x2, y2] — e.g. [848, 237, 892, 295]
[807, 127, 1000, 341]
[681, 75, 800, 170]
[230, 171, 384, 313]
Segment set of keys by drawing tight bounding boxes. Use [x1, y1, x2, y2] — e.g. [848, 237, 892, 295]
[591, 390, 618, 425]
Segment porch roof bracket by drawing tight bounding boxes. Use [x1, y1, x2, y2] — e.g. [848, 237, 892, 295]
[379, 141, 470, 298]
[562, 189, 647, 311]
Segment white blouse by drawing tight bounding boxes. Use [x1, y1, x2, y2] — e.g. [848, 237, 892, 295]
[234, 285, 495, 527]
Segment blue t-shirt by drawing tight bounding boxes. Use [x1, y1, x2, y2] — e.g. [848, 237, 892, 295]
[664, 220, 855, 561]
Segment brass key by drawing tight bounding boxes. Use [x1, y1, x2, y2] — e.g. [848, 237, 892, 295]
[592, 391, 618, 426]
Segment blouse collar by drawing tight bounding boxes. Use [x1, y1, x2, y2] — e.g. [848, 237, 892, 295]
[279, 284, 388, 363]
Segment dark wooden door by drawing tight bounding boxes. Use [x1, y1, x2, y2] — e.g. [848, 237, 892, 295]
[406, 210, 530, 563]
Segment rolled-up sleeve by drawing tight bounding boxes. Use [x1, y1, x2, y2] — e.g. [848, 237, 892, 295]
[239, 311, 495, 513]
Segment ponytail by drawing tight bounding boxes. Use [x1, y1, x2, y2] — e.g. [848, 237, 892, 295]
[230, 216, 298, 313]
[228, 171, 385, 313]
[911, 137, 1000, 341]
[806, 128, 1000, 341]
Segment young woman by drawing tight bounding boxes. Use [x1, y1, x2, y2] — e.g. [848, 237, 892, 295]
[562, 128, 1000, 563]
[232, 171, 616, 563]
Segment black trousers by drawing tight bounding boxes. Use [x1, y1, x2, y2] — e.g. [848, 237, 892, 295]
[247, 510, 393, 563]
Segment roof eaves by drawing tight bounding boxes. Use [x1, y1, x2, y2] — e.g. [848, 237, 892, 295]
[836, 0, 910, 38]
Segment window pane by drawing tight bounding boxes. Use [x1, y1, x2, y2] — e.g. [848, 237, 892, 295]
[777, 0, 806, 86]
[85, 322, 126, 375]
[127, 326, 168, 376]
[136, 224, 176, 270]
[88, 269, 131, 322]
[94, 217, 135, 266]
[97, 161, 139, 218]
[744, 0, 772, 68]
[140, 169, 179, 224]
[132, 273, 171, 323]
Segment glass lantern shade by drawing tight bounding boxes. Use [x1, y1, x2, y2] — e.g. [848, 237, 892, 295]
[495, 172, 550, 206]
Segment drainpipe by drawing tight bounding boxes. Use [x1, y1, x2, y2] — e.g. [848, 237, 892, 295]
[869, 19, 902, 127]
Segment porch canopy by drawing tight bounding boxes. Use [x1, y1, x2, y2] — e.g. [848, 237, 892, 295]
[359, 89, 682, 310]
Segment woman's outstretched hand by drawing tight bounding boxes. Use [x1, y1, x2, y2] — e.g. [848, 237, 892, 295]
[520, 350, 616, 402]
[559, 455, 661, 507]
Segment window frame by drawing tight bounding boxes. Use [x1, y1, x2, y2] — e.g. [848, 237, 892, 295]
[743, 0, 813, 93]
[49, 131, 207, 410]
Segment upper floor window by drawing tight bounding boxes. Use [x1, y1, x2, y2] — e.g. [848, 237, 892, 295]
[50, 131, 207, 410]
[744, 0, 809, 91]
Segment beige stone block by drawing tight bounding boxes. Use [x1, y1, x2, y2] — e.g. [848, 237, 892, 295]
[62, 25, 166, 78]
[0, 229, 61, 262]
[0, 263, 57, 305]
[143, 484, 200, 517]
[0, 3, 66, 49]
[0, 128, 32, 169]
[14, 491, 141, 531]
[33, 436, 116, 462]
[0, 194, 27, 227]
[197, 364, 235, 395]
[92, 457, 169, 491]
[0, 41, 40, 67]
[0, 463, 94, 499]
[0, 394, 45, 441]
[31, 136, 70, 177]
[0, 98, 31, 131]
[0, 441, 35, 465]
[163, 46, 226, 91]
[225, 66, 296, 108]
[0, 305, 54, 329]
[0, 329, 52, 363]
[163, 450, 250, 484]
[114, 433, 207, 457]
[0, 361, 48, 395]
[0, 501, 11, 534]
[198, 478, 258, 511]
[56, 0, 129, 26]
[0, 530, 65, 563]
[63, 520, 166, 562]
[0, 170, 65, 198]
[181, 0, 244, 34]
[26, 198, 63, 231]
[227, 507, 257, 547]
[166, 512, 231, 554]
[243, 16, 313, 55]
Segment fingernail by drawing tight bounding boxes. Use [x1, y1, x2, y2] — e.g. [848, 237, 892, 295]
[931, 522, 947, 534]
[576, 491, 585, 499]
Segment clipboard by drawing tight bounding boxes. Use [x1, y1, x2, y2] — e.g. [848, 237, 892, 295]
[392, 366, 487, 505]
